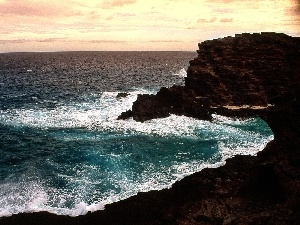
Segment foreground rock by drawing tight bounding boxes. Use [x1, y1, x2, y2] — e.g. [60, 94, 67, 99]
[1, 33, 299, 225]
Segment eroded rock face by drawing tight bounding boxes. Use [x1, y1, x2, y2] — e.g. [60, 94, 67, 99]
[120, 32, 300, 122]
[187, 33, 300, 106]
[121, 86, 211, 122]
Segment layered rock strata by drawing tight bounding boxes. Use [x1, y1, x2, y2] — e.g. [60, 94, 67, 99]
[1, 33, 299, 225]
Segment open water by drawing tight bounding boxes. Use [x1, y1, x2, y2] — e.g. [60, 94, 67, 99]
[0, 51, 273, 217]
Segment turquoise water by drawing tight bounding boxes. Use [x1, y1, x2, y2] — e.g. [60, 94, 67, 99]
[0, 52, 273, 216]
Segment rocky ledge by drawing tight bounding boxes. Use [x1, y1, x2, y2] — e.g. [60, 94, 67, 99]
[1, 33, 299, 225]
[119, 32, 300, 122]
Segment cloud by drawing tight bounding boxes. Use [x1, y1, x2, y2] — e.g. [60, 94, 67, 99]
[102, 0, 137, 9]
[0, 39, 28, 44]
[197, 17, 217, 23]
[220, 18, 233, 22]
[207, 0, 249, 3]
[0, 38, 67, 44]
[0, 38, 126, 45]
[148, 40, 182, 43]
[89, 40, 127, 43]
[293, 0, 300, 13]
[197, 17, 233, 24]
[1, 0, 299, 52]
[0, 0, 79, 17]
[36, 38, 66, 43]
[213, 8, 234, 14]
[289, 0, 300, 15]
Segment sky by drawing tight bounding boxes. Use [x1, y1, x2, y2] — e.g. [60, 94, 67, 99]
[0, 0, 299, 52]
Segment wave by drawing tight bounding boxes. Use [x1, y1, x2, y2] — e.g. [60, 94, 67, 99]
[173, 68, 187, 78]
[0, 89, 274, 217]
[0, 89, 271, 138]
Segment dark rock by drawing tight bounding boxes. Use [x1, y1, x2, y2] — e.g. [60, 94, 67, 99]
[241, 162, 285, 203]
[130, 86, 211, 122]
[117, 110, 133, 120]
[120, 32, 300, 121]
[194, 215, 223, 224]
[116, 92, 130, 98]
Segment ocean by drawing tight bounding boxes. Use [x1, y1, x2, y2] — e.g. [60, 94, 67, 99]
[0, 51, 273, 217]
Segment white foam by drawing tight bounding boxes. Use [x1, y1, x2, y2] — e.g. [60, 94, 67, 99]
[0, 90, 254, 139]
[71, 202, 104, 216]
[0, 90, 274, 217]
[211, 114, 255, 125]
[0, 180, 48, 217]
[218, 135, 273, 160]
[0, 178, 105, 217]
[0, 89, 149, 130]
[0, 130, 272, 217]
[173, 68, 187, 78]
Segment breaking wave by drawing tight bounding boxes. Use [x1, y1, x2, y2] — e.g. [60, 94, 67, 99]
[0, 89, 273, 217]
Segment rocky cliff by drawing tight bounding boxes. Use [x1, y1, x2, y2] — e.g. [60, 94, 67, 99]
[119, 32, 300, 122]
[1, 33, 299, 225]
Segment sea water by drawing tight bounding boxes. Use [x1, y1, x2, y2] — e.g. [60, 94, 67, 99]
[0, 52, 273, 217]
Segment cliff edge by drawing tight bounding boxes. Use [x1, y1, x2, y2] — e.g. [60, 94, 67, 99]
[119, 32, 300, 122]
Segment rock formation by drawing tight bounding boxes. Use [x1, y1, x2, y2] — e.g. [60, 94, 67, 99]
[119, 32, 300, 121]
[1, 33, 299, 225]
[116, 92, 130, 98]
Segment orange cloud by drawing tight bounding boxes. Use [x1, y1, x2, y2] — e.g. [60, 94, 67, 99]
[0, 39, 28, 44]
[102, 0, 137, 9]
[89, 40, 127, 43]
[197, 17, 217, 23]
[287, 1, 300, 15]
[0, 0, 79, 17]
[0, 0, 299, 52]
[220, 18, 233, 22]
[36, 38, 67, 43]
[148, 40, 182, 43]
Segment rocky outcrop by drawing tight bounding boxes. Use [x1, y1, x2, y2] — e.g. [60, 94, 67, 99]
[116, 92, 130, 98]
[1, 33, 300, 225]
[186, 33, 299, 106]
[119, 32, 300, 122]
[118, 86, 211, 122]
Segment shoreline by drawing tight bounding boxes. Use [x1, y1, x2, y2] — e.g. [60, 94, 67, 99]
[1, 32, 299, 225]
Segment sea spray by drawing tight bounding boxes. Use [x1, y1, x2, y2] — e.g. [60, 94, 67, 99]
[0, 52, 273, 217]
[0, 90, 273, 217]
